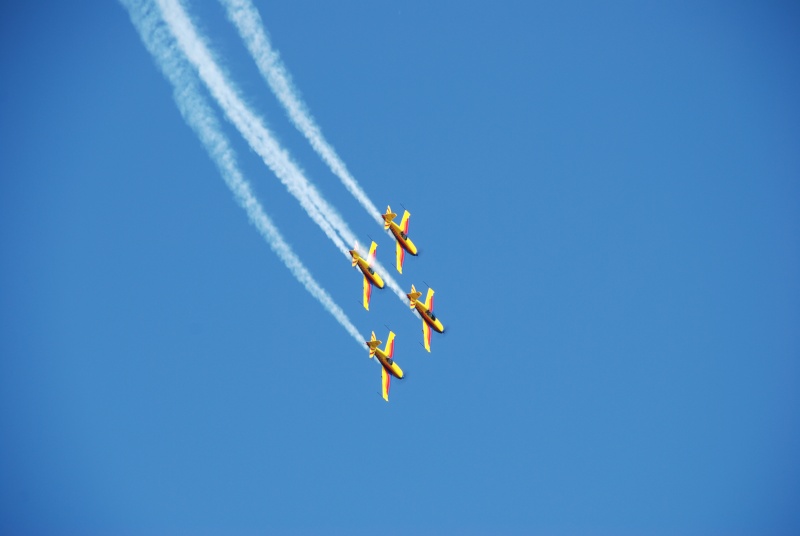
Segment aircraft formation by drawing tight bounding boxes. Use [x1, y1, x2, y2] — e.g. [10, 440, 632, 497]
[351, 205, 445, 401]
[121, 0, 440, 404]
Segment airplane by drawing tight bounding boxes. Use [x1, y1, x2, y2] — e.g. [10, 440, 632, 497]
[366, 330, 404, 401]
[408, 284, 444, 352]
[382, 205, 418, 273]
[349, 241, 384, 310]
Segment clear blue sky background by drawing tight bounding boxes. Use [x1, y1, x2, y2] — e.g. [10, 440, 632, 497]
[1, 1, 798, 534]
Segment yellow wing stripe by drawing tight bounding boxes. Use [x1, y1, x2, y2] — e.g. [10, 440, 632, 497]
[381, 366, 391, 401]
[423, 321, 431, 353]
[425, 288, 434, 311]
[396, 241, 405, 274]
[363, 276, 371, 310]
[368, 241, 378, 264]
[385, 331, 396, 358]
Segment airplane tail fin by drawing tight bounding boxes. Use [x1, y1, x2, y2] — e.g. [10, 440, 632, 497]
[366, 331, 381, 358]
[407, 284, 422, 308]
[351, 242, 360, 267]
[383, 205, 397, 230]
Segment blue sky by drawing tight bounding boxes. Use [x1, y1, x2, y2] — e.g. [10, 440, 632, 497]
[1, 1, 798, 534]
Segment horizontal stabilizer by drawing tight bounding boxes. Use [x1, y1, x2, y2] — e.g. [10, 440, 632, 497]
[407, 284, 422, 308]
[383, 205, 397, 230]
[367, 331, 381, 357]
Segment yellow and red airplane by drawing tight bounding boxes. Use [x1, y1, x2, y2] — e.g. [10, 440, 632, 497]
[366, 330, 404, 401]
[349, 241, 384, 310]
[408, 284, 445, 352]
[383, 205, 418, 273]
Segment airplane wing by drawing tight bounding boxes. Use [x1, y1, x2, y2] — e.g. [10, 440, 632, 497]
[385, 331, 395, 358]
[368, 241, 377, 265]
[425, 288, 434, 311]
[396, 240, 405, 274]
[400, 210, 410, 234]
[363, 276, 372, 310]
[422, 321, 432, 353]
[381, 365, 391, 401]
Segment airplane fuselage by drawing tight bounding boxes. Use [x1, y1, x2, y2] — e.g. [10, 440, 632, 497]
[388, 223, 418, 256]
[414, 302, 445, 333]
[356, 257, 385, 288]
[373, 348, 404, 379]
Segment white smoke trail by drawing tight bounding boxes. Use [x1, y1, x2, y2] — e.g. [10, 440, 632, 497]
[154, 0, 409, 303]
[153, 0, 348, 258]
[119, 0, 365, 346]
[218, 0, 383, 226]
